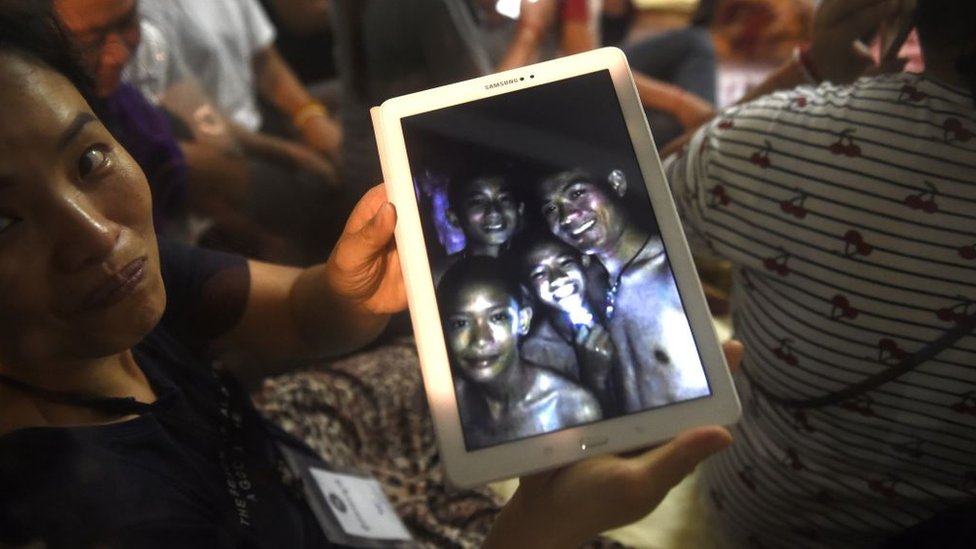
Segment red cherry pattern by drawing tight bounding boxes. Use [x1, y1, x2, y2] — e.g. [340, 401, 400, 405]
[959, 244, 976, 260]
[950, 391, 976, 415]
[763, 252, 791, 276]
[943, 117, 972, 143]
[903, 181, 939, 213]
[780, 192, 807, 219]
[878, 338, 909, 363]
[770, 338, 798, 365]
[843, 229, 873, 257]
[830, 294, 859, 320]
[898, 84, 927, 102]
[936, 299, 975, 324]
[708, 184, 732, 207]
[829, 129, 861, 157]
[750, 140, 772, 168]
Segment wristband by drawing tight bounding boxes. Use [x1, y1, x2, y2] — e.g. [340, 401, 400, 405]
[292, 101, 328, 128]
[793, 44, 821, 84]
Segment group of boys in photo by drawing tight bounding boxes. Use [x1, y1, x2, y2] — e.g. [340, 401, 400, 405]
[426, 157, 710, 449]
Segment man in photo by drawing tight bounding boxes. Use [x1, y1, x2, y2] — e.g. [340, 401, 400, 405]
[537, 167, 709, 411]
[438, 256, 601, 449]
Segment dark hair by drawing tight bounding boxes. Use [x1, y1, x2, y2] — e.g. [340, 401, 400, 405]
[437, 255, 524, 313]
[506, 227, 580, 282]
[526, 167, 627, 220]
[914, 0, 976, 101]
[504, 227, 610, 324]
[445, 156, 523, 216]
[0, 0, 95, 101]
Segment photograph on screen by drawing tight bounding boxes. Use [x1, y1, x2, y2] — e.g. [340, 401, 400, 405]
[400, 70, 711, 451]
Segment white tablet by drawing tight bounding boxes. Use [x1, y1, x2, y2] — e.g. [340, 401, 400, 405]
[372, 47, 740, 488]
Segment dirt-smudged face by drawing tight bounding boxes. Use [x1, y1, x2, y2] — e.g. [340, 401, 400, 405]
[443, 280, 528, 385]
[453, 176, 522, 250]
[539, 169, 627, 256]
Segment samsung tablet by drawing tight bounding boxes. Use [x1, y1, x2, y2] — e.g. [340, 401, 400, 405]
[371, 47, 740, 488]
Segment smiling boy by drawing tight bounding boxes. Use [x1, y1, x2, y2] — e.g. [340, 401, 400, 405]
[437, 256, 600, 449]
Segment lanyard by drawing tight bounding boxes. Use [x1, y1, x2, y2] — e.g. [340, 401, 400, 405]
[0, 372, 155, 416]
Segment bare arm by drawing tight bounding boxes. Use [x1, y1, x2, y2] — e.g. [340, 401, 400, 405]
[559, 18, 595, 56]
[496, 0, 559, 71]
[216, 185, 404, 372]
[265, 0, 330, 36]
[227, 122, 338, 189]
[252, 45, 342, 157]
[633, 72, 716, 131]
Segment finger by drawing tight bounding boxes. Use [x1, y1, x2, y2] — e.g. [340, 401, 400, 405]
[595, 426, 732, 528]
[343, 184, 390, 232]
[355, 201, 397, 252]
[823, 0, 900, 41]
[722, 339, 744, 374]
[630, 426, 732, 503]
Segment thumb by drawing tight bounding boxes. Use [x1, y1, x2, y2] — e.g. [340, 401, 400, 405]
[634, 426, 732, 503]
[352, 202, 397, 253]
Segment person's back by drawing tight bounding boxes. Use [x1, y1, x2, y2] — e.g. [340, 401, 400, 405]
[664, 1, 976, 546]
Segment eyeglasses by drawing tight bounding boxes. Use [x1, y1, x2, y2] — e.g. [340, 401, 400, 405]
[73, 3, 140, 58]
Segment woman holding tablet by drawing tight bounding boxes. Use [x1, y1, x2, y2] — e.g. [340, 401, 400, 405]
[0, 1, 740, 547]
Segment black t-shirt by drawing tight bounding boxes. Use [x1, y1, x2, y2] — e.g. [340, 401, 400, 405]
[0, 240, 334, 549]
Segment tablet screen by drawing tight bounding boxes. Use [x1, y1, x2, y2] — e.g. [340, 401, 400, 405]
[400, 69, 712, 451]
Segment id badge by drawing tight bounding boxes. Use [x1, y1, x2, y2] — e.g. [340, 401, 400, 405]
[276, 443, 414, 548]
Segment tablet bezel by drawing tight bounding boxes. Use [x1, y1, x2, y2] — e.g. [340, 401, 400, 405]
[372, 47, 740, 488]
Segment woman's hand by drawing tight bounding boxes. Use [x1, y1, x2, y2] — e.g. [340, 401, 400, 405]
[485, 340, 744, 549]
[324, 184, 406, 315]
[808, 0, 905, 83]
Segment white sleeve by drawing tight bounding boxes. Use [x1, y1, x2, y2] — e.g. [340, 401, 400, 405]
[241, 0, 277, 53]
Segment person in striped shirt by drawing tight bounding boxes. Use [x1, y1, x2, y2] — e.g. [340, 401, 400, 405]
[663, 0, 975, 546]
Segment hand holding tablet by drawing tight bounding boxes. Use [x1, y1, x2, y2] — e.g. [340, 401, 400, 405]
[372, 47, 740, 487]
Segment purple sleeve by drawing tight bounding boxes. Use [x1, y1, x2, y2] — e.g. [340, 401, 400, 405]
[98, 83, 189, 235]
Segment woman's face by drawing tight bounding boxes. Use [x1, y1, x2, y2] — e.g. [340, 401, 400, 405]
[0, 53, 164, 370]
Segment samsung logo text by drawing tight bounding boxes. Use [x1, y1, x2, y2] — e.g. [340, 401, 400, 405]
[484, 78, 521, 90]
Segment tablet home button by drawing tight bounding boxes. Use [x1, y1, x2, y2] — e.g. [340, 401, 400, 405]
[580, 436, 608, 451]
